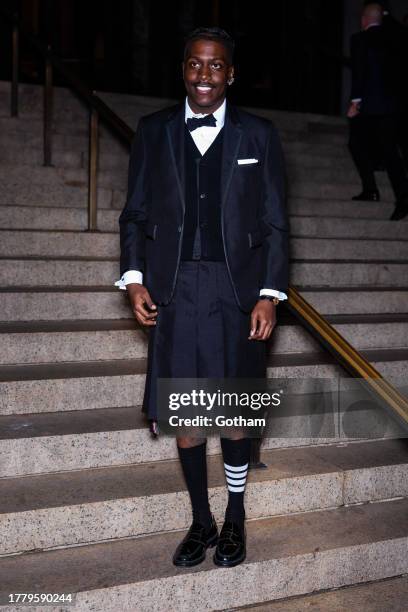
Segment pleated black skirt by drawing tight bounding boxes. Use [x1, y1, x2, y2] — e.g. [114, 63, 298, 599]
[142, 260, 267, 420]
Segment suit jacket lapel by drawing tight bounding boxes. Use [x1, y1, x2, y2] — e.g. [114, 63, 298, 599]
[165, 100, 242, 214]
[166, 103, 186, 213]
[221, 101, 242, 210]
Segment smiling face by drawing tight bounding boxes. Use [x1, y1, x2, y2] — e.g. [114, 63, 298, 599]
[183, 38, 234, 114]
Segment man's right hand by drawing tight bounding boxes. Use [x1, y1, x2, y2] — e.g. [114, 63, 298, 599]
[126, 283, 157, 327]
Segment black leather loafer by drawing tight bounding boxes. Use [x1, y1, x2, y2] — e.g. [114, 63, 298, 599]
[213, 520, 246, 567]
[390, 196, 408, 221]
[173, 516, 218, 567]
[352, 190, 380, 201]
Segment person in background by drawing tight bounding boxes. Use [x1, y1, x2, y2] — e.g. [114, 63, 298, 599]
[348, 2, 408, 220]
[365, 0, 408, 170]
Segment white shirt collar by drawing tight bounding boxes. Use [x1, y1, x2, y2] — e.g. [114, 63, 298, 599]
[364, 22, 381, 30]
[185, 97, 226, 128]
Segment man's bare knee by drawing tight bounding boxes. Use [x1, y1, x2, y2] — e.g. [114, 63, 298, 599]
[177, 435, 206, 448]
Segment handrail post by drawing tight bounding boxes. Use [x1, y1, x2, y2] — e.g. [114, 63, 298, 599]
[11, 12, 19, 117]
[88, 106, 99, 231]
[43, 45, 53, 166]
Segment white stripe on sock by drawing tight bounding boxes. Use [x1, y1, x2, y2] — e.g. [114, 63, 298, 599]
[227, 484, 246, 492]
[225, 467, 248, 476]
[226, 477, 246, 486]
[224, 462, 249, 472]
[224, 462, 248, 493]
[226, 476, 247, 484]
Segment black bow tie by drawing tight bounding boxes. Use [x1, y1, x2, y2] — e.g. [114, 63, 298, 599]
[186, 114, 217, 131]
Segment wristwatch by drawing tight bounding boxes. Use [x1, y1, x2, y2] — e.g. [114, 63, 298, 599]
[259, 295, 280, 306]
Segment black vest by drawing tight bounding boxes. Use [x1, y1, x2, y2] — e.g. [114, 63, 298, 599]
[181, 124, 225, 261]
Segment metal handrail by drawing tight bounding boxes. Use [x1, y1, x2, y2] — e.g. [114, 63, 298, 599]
[2, 8, 407, 445]
[288, 288, 408, 429]
[2, 8, 133, 231]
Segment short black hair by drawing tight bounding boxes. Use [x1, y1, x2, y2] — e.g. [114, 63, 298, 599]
[184, 27, 235, 64]
[363, 0, 390, 9]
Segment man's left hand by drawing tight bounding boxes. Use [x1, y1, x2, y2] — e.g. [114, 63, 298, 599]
[249, 300, 277, 341]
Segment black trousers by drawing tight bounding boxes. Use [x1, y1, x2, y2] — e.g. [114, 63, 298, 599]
[348, 114, 408, 200]
[142, 260, 266, 421]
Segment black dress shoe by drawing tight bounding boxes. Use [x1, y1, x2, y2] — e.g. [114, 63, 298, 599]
[173, 516, 218, 567]
[390, 196, 408, 221]
[352, 189, 380, 201]
[213, 520, 246, 567]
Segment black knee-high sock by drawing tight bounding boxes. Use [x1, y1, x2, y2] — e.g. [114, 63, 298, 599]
[177, 441, 212, 529]
[221, 437, 251, 528]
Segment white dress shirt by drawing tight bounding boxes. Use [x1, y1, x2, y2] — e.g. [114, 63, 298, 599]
[115, 97, 287, 301]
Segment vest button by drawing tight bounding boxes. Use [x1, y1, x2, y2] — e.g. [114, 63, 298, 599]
[199, 193, 206, 199]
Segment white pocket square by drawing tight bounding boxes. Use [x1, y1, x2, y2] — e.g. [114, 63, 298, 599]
[237, 158, 258, 165]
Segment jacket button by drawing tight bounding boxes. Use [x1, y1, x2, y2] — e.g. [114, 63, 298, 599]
[177, 225, 182, 233]
[200, 193, 206, 199]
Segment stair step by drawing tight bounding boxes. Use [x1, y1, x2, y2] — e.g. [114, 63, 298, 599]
[1, 320, 408, 366]
[287, 165, 393, 185]
[291, 238, 408, 260]
[0, 198, 396, 234]
[0, 259, 118, 287]
[2, 386, 407, 475]
[0, 327, 147, 365]
[0, 439, 407, 554]
[240, 575, 408, 611]
[0, 146, 84, 170]
[1, 232, 408, 260]
[0, 289, 130, 321]
[3, 158, 386, 191]
[0, 175, 396, 209]
[286, 153, 355, 169]
[300, 288, 408, 315]
[0, 288, 407, 323]
[0, 350, 406, 418]
[0, 311, 404, 331]
[291, 262, 408, 286]
[0, 143, 356, 173]
[0, 182, 115, 209]
[0, 405, 347, 475]
[289, 197, 394, 217]
[284, 141, 350, 156]
[3, 211, 406, 238]
[0, 497, 407, 611]
[290, 181, 395, 202]
[0, 230, 117, 257]
[291, 216, 408, 239]
[2, 260, 408, 289]
[0, 204, 119, 231]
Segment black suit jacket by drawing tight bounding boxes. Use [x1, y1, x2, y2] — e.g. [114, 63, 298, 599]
[350, 24, 404, 115]
[118, 101, 289, 312]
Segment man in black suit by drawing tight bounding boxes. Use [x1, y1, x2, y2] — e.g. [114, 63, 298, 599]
[348, 2, 408, 220]
[116, 27, 289, 568]
[364, 0, 408, 170]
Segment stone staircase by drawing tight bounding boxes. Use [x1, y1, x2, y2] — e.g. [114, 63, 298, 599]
[0, 80, 407, 611]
